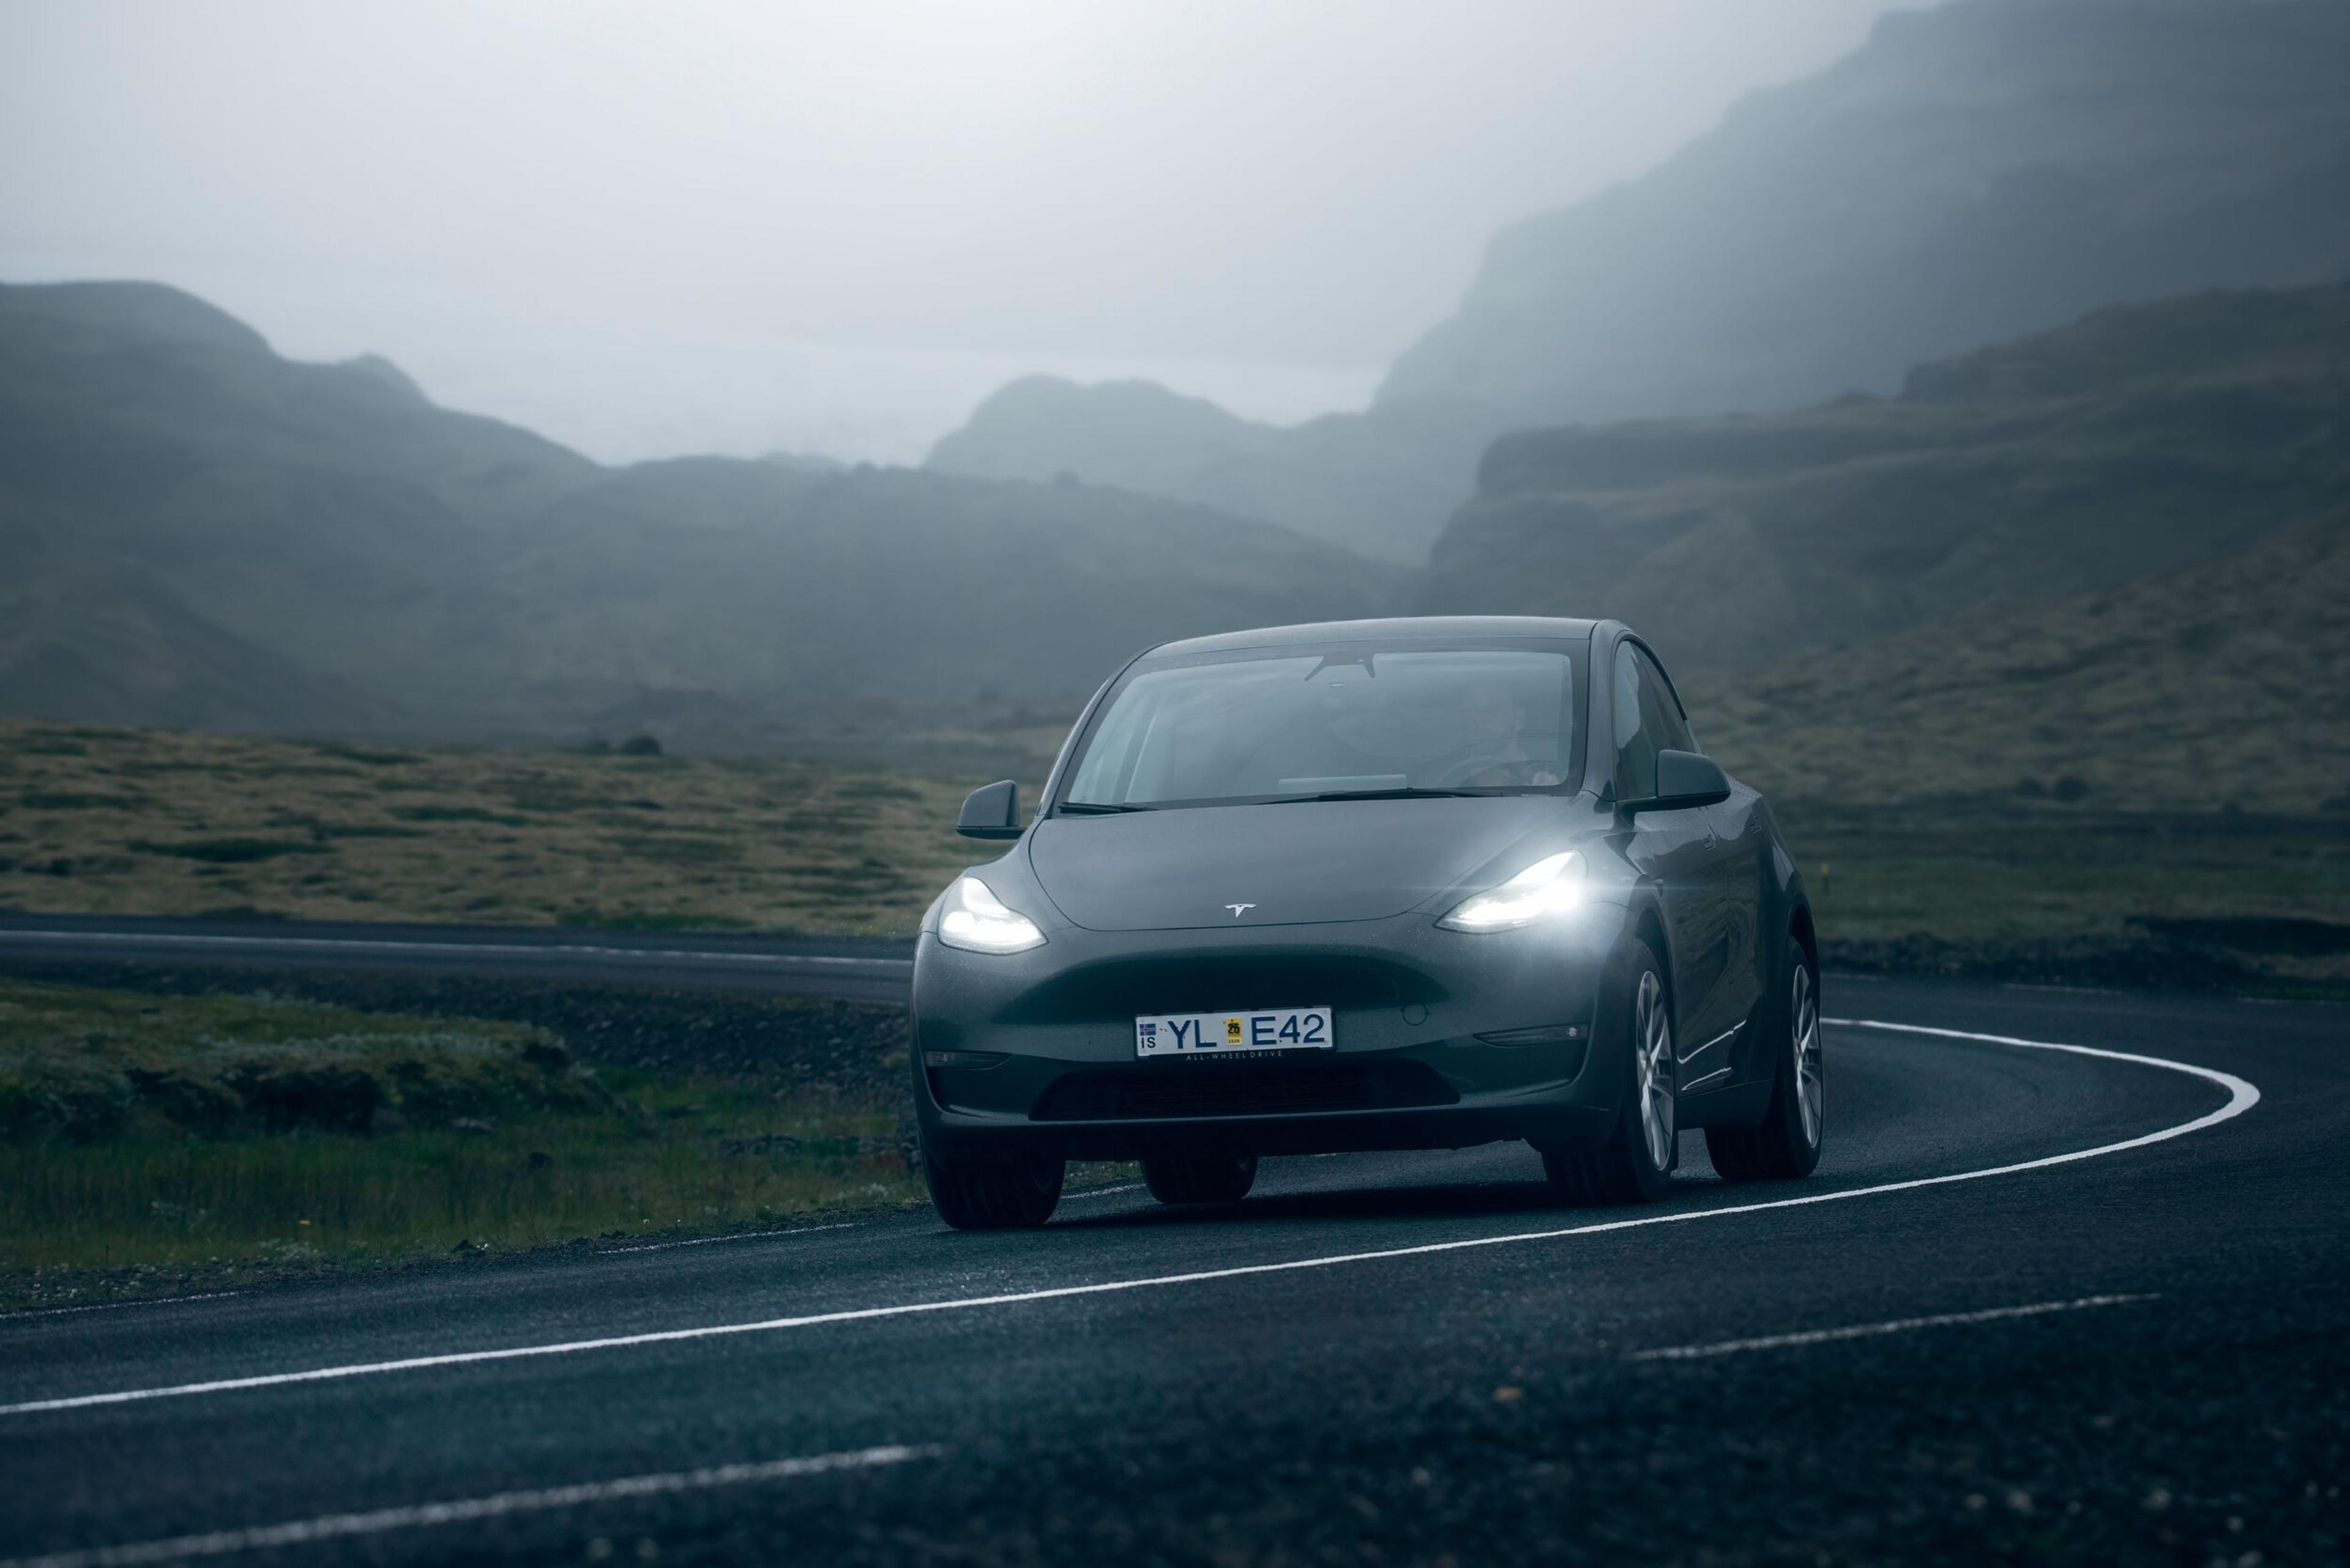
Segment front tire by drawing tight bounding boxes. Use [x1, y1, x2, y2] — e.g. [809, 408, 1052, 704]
[1706, 947, 1824, 1181]
[925, 1149, 1065, 1230]
[1143, 1153, 1258, 1204]
[1545, 945, 1676, 1206]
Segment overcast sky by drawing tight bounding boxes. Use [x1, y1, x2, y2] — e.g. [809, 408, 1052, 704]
[1, 1, 1924, 462]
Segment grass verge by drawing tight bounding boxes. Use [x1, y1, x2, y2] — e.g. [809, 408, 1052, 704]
[1776, 798, 2350, 994]
[0, 976, 928, 1310]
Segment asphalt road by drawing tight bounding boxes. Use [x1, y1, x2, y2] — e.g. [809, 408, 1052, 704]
[0, 914, 915, 1004]
[1, 941, 2344, 1565]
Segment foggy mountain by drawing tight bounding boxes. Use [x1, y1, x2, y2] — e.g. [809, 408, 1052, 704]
[1412, 279, 2350, 812]
[927, 378, 1497, 566]
[1412, 280, 2350, 664]
[1385, 0, 2350, 424]
[0, 282, 1396, 755]
[6, 269, 2346, 812]
[928, 0, 2350, 566]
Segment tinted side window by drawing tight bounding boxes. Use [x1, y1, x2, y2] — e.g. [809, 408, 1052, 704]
[1635, 649, 1696, 755]
[1612, 644, 1659, 801]
[1613, 643, 1696, 800]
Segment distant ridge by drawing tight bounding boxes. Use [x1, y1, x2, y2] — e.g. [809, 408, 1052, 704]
[1411, 280, 2350, 812]
[0, 280, 1397, 755]
[5, 278, 273, 354]
[928, 376, 1496, 565]
[1382, 0, 2350, 424]
[1415, 280, 2350, 659]
[930, 0, 2350, 566]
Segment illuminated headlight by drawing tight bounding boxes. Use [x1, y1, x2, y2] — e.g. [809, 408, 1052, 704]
[1439, 850, 1586, 933]
[938, 876, 1046, 954]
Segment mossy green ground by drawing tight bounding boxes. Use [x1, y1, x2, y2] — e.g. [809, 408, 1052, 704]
[3, 717, 2344, 987]
[0, 979, 928, 1309]
[0, 719, 1016, 935]
[1775, 801, 2350, 990]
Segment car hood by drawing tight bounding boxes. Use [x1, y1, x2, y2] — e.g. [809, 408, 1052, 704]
[1026, 797, 1564, 931]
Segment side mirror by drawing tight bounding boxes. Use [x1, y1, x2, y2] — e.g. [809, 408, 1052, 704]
[1624, 750, 1731, 815]
[956, 779, 1023, 840]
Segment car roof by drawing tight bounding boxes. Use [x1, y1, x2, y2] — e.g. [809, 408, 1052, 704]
[1146, 615, 1602, 659]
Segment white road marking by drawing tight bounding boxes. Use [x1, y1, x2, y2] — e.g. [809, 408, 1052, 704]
[1628, 1293, 2158, 1361]
[0, 1444, 936, 1568]
[0, 1020, 2257, 1419]
[0, 930, 906, 969]
[1059, 1184, 1144, 1201]
[599, 1224, 860, 1255]
[0, 1294, 237, 1323]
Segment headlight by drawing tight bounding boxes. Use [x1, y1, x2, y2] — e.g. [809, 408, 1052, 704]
[938, 875, 1046, 954]
[1439, 849, 1585, 933]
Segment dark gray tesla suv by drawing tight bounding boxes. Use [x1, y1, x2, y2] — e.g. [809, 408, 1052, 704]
[910, 616, 1822, 1229]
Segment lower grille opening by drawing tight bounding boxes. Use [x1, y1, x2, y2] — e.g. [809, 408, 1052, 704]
[1031, 1058, 1459, 1122]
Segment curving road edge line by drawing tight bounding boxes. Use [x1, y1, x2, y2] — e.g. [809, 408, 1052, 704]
[0, 1018, 2259, 1419]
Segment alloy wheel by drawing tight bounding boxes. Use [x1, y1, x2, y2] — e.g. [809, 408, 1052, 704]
[1791, 962, 1823, 1148]
[1635, 969, 1675, 1170]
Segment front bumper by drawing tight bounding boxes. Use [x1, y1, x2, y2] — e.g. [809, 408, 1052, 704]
[911, 900, 1633, 1163]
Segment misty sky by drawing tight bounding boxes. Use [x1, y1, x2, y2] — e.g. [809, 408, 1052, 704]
[1, 1, 1923, 463]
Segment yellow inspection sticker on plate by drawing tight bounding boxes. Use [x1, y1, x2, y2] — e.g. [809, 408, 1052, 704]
[1134, 1007, 1333, 1058]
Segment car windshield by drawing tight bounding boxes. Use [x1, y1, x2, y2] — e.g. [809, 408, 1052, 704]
[1060, 643, 1584, 810]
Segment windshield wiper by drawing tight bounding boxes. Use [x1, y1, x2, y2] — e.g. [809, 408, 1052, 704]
[1274, 786, 1492, 804]
[1056, 801, 1157, 814]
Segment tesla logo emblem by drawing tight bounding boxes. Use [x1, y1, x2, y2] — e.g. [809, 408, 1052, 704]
[1226, 903, 1256, 918]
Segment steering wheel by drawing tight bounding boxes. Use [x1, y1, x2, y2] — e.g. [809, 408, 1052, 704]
[1433, 752, 1517, 788]
[1433, 751, 1564, 788]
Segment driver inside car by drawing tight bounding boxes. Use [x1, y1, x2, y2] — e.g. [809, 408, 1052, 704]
[1458, 687, 1562, 788]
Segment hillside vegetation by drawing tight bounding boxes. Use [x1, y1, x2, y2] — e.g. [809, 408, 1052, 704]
[0, 282, 1395, 752]
[1416, 282, 2350, 815]
[1689, 510, 2350, 816]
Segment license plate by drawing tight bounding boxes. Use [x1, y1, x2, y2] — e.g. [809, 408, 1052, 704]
[1135, 1006, 1334, 1058]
